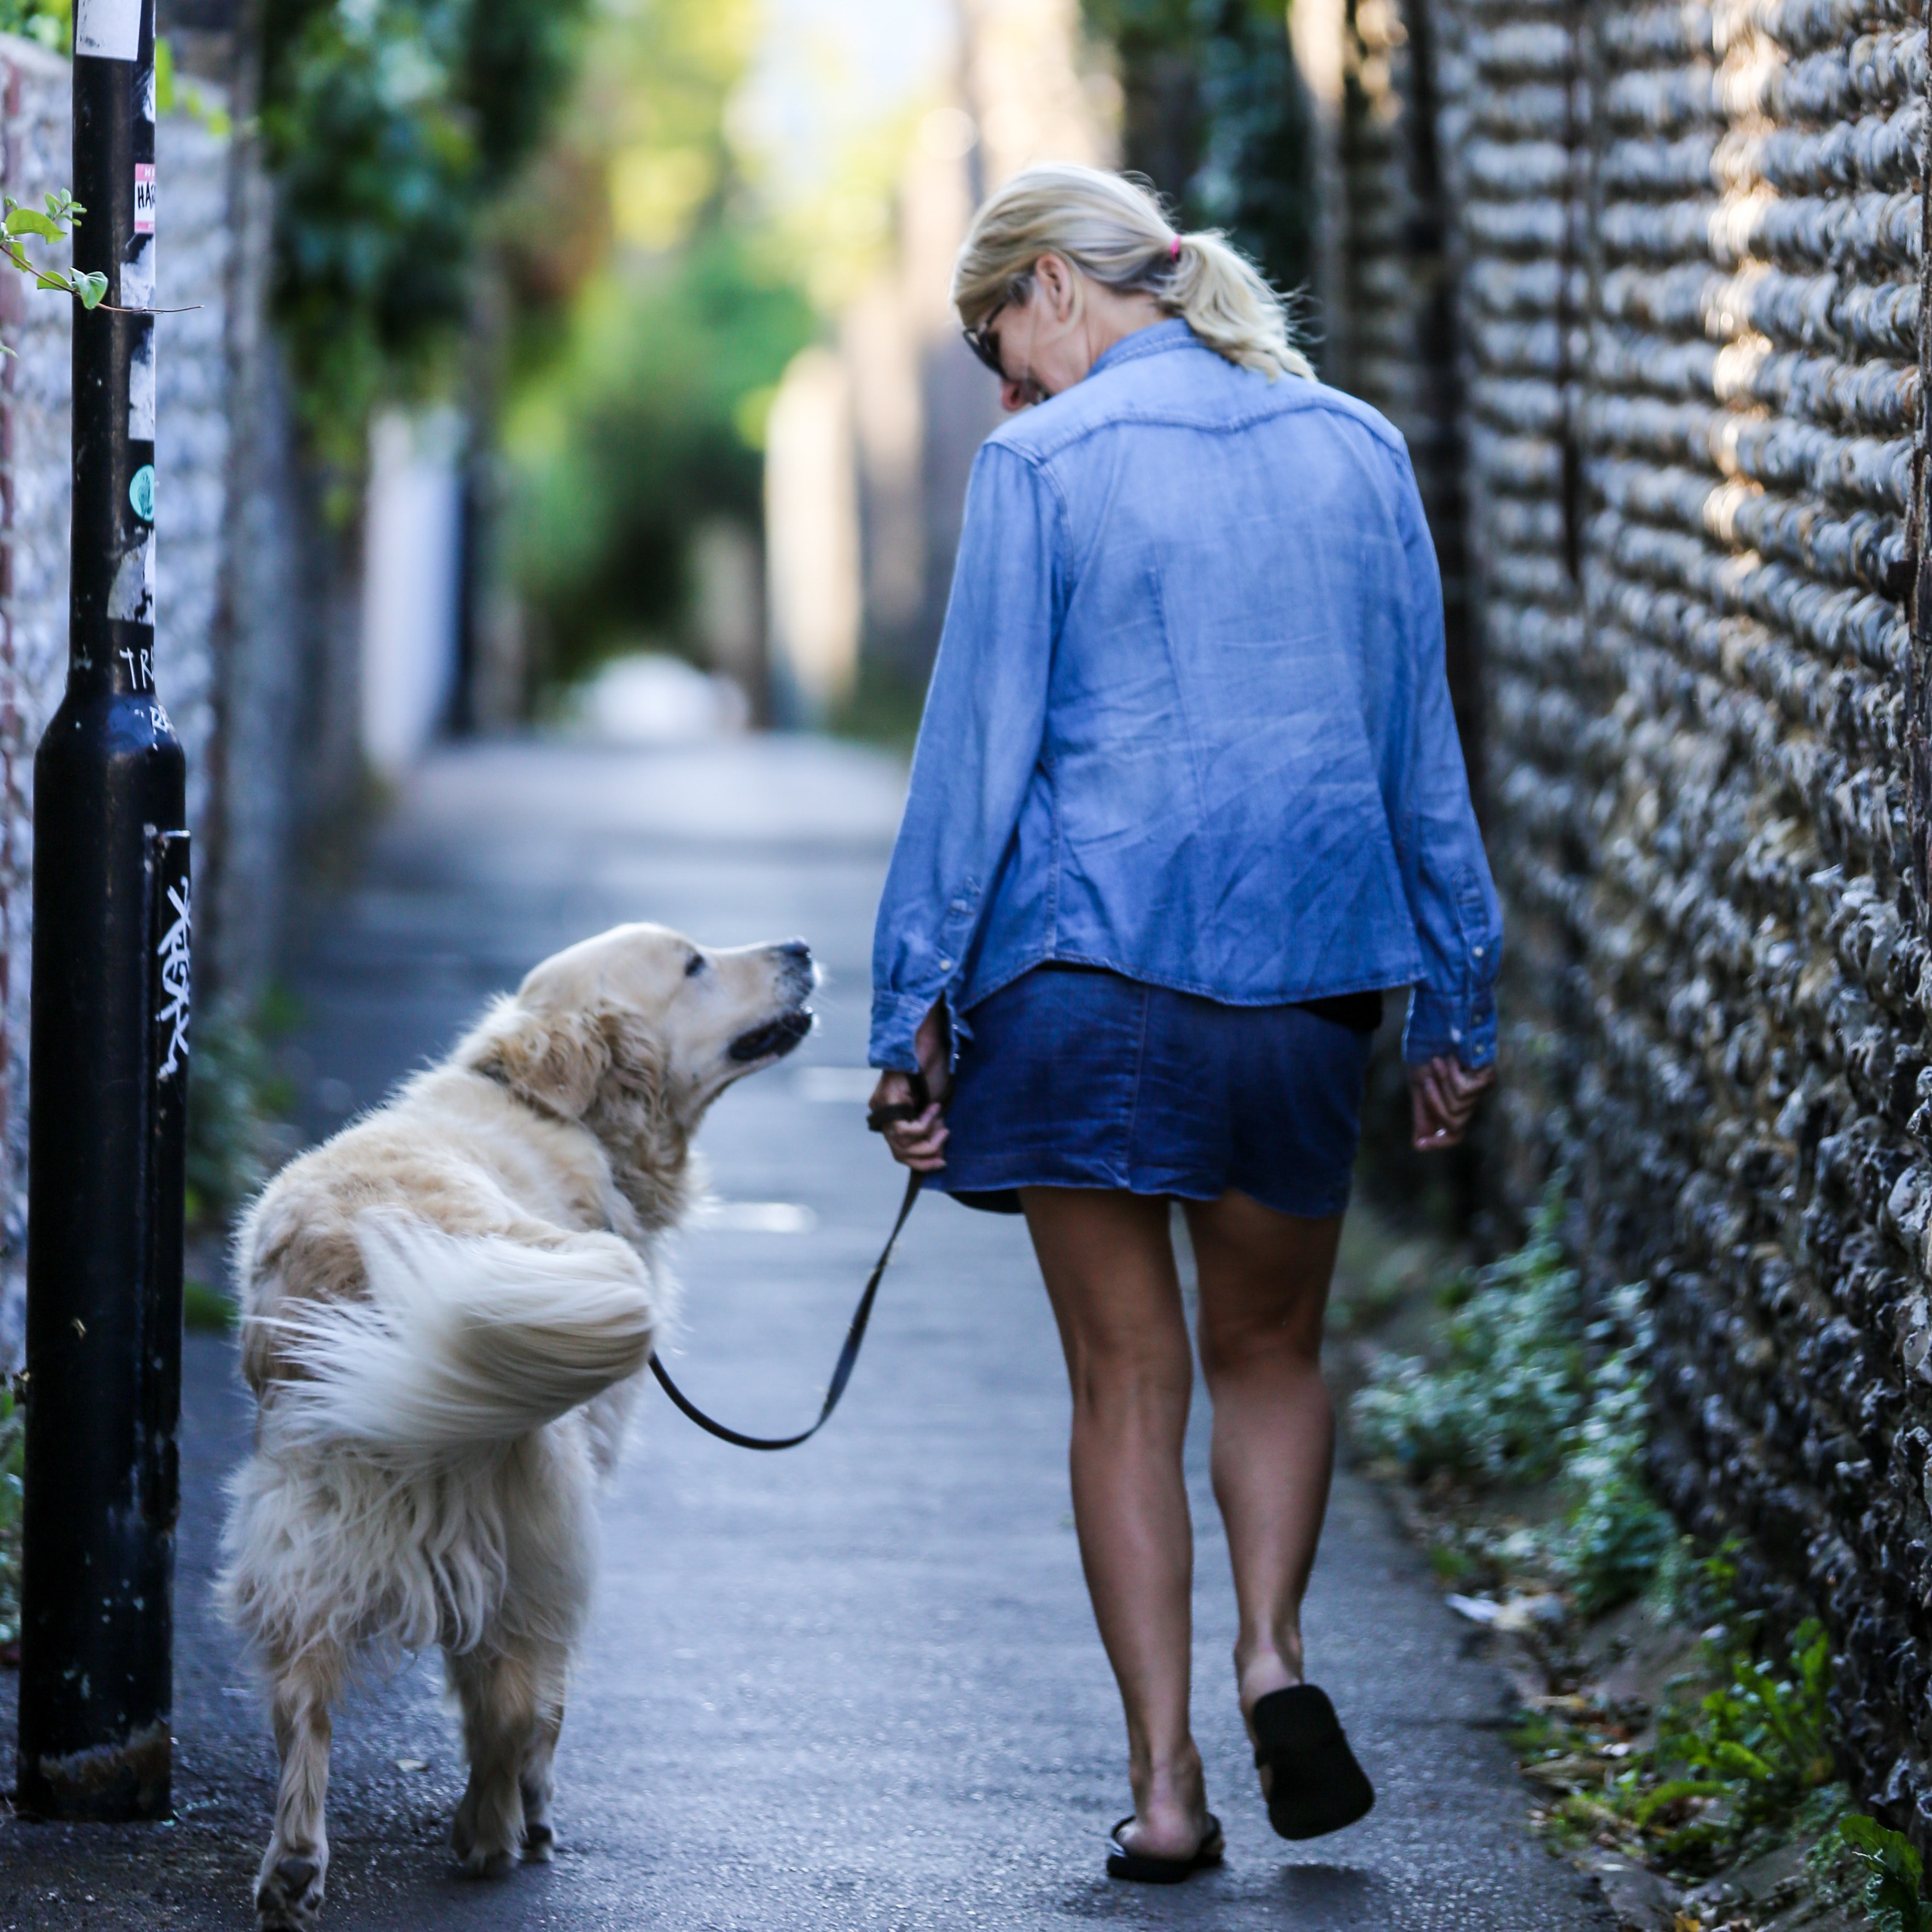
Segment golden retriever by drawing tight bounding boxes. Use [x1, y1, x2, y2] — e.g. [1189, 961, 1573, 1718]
[219, 922, 815, 1930]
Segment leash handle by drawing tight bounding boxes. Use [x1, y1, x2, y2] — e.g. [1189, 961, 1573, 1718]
[649, 1168, 923, 1452]
[865, 1065, 932, 1133]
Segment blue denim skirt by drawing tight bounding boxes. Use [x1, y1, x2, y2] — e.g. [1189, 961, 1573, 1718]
[933, 964, 1376, 1218]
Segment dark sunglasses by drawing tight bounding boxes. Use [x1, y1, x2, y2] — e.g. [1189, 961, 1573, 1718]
[962, 307, 1007, 374]
[962, 273, 1035, 376]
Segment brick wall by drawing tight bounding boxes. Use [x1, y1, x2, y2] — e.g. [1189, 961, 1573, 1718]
[1330, 0, 1932, 1827]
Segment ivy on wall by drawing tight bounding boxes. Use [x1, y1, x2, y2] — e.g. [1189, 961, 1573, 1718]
[259, 0, 590, 468]
[1081, 0, 1316, 313]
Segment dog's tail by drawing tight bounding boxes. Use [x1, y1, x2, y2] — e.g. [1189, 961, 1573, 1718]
[259, 1218, 660, 1454]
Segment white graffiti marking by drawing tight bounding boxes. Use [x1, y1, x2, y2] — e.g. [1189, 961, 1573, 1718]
[154, 877, 191, 1083]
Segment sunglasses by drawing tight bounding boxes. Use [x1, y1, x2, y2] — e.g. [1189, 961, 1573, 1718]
[962, 307, 1007, 374]
[962, 274, 1035, 376]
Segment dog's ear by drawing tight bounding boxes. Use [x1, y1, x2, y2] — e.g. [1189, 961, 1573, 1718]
[472, 996, 612, 1119]
[594, 1006, 669, 1108]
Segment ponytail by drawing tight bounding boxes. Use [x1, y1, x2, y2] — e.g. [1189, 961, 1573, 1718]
[952, 162, 1313, 383]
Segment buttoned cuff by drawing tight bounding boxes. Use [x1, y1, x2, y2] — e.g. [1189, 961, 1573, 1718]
[869, 991, 935, 1073]
[1403, 986, 1497, 1069]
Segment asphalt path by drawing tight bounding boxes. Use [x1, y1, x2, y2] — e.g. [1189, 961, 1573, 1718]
[0, 735, 1608, 1931]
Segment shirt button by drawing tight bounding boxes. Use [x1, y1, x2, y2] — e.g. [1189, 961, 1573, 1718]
[1473, 945, 1485, 958]
[938, 957, 953, 970]
[1450, 1027, 1463, 1041]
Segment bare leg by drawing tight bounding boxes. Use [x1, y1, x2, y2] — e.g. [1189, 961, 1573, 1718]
[1184, 1191, 1343, 1727]
[255, 1642, 345, 1931]
[1021, 1186, 1207, 1861]
[447, 1638, 558, 1877]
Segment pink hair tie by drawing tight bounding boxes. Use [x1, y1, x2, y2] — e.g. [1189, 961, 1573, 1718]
[1169, 235, 1182, 260]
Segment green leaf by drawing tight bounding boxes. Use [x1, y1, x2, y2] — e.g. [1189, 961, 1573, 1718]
[6, 208, 66, 241]
[73, 271, 107, 309]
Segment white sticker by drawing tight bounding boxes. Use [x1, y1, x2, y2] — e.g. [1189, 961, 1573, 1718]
[133, 164, 155, 235]
[128, 322, 155, 440]
[74, 0, 142, 60]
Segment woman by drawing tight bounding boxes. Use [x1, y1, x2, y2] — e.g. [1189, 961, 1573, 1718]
[868, 164, 1499, 1883]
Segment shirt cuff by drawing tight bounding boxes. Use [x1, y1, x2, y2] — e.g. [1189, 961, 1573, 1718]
[1403, 986, 1497, 1069]
[869, 991, 935, 1073]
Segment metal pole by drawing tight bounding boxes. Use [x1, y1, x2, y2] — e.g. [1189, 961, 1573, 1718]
[16, 0, 190, 1823]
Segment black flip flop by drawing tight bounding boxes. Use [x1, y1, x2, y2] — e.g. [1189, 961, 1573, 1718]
[1250, 1684, 1375, 1840]
[1105, 1812, 1225, 1884]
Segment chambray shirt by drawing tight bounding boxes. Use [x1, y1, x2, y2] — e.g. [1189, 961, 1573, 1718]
[869, 319, 1501, 1074]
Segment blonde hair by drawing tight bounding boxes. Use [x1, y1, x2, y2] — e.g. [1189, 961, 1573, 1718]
[951, 162, 1314, 383]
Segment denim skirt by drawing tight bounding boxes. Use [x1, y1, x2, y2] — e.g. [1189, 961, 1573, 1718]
[933, 963, 1377, 1218]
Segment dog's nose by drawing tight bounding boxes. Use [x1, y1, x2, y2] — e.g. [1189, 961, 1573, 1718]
[772, 938, 811, 963]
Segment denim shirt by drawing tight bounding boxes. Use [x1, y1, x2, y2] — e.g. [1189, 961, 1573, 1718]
[869, 319, 1500, 1073]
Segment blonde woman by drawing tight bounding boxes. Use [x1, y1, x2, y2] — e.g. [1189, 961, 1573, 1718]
[869, 164, 1499, 1883]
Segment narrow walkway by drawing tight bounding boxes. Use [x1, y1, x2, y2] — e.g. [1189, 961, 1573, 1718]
[1, 735, 1608, 1930]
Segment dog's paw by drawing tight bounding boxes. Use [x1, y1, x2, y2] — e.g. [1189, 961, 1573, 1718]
[522, 1819, 556, 1863]
[456, 1843, 517, 1881]
[255, 1853, 325, 1930]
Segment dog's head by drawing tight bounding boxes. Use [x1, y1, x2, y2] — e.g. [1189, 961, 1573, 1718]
[458, 923, 816, 1217]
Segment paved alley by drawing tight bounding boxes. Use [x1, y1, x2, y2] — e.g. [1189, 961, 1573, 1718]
[2, 735, 1608, 1931]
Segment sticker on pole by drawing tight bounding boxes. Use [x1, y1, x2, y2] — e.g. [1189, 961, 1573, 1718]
[129, 464, 155, 522]
[134, 164, 155, 235]
[74, 0, 142, 60]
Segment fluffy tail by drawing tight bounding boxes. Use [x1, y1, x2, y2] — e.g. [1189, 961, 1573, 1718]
[260, 1218, 659, 1454]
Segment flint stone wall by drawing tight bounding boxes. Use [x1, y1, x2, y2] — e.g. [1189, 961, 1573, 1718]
[0, 40, 231, 1361]
[1341, 0, 1932, 1826]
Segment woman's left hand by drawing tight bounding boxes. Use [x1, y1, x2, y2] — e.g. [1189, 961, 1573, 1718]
[1409, 1055, 1495, 1150]
[871, 1005, 953, 1171]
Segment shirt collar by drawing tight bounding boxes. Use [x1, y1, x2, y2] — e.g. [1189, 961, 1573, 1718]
[1086, 317, 1197, 379]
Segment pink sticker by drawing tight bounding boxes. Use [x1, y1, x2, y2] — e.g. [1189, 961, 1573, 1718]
[134, 163, 155, 235]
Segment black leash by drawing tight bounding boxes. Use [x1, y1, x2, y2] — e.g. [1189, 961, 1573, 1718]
[648, 1071, 932, 1451]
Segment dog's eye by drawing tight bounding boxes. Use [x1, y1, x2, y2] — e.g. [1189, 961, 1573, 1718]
[684, 952, 706, 977]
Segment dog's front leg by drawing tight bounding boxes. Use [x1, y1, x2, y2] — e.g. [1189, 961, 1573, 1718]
[255, 1647, 342, 1930]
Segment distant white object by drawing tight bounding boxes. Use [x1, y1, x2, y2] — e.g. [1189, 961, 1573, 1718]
[764, 346, 861, 724]
[574, 653, 749, 743]
[793, 1066, 882, 1103]
[362, 408, 464, 780]
[689, 1200, 818, 1233]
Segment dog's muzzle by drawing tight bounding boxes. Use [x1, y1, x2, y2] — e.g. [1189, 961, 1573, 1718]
[729, 1009, 814, 1063]
[729, 941, 817, 1063]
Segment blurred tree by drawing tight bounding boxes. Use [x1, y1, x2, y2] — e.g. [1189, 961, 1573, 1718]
[1082, 0, 1316, 309]
[498, 0, 817, 687]
[259, 0, 591, 468]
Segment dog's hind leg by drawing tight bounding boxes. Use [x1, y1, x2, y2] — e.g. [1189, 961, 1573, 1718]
[254, 1642, 344, 1931]
[447, 1639, 550, 1877]
[517, 1641, 570, 1863]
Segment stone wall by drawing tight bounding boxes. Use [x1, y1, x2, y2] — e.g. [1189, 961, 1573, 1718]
[0, 41, 235, 1360]
[1331, 0, 1932, 1828]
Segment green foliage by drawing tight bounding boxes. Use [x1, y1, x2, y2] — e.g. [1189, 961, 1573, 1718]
[1352, 1188, 1674, 1616]
[185, 998, 294, 1230]
[0, 0, 68, 52]
[1835, 1815, 1932, 1932]
[1548, 1299, 1676, 1616]
[260, 0, 590, 464]
[1352, 1185, 1584, 1482]
[1631, 1619, 1836, 1858]
[1081, 0, 1316, 307]
[183, 1278, 238, 1334]
[1518, 1577, 1842, 1878]
[507, 228, 812, 679]
[0, 1384, 20, 1650]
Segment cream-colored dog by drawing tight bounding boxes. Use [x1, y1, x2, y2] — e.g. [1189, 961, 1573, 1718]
[219, 923, 816, 1930]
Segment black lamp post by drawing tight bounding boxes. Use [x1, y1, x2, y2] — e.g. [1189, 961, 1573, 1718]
[15, 0, 190, 1822]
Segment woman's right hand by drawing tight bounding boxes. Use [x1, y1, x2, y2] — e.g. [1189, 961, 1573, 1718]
[1408, 1055, 1495, 1150]
[870, 1004, 953, 1171]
